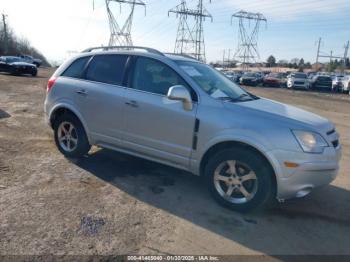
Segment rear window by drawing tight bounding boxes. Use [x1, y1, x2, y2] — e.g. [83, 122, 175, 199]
[86, 55, 128, 86]
[62, 56, 91, 79]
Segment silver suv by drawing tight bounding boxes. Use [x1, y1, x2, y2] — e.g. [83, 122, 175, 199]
[44, 46, 342, 212]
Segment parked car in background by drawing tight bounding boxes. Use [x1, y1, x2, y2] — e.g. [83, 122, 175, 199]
[331, 75, 344, 92]
[223, 71, 237, 82]
[340, 75, 350, 94]
[263, 73, 286, 87]
[287, 73, 309, 90]
[44, 46, 341, 212]
[19, 55, 42, 67]
[239, 72, 259, 86]
[255, 72, 264, 85]
[309, 75, 332, 91]
[0, 56, 37, 76]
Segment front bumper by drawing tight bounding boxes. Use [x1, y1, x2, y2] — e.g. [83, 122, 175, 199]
[267, 146, 342, 200]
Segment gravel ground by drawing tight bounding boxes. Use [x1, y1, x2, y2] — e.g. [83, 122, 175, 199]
[0, 68, 349, 256]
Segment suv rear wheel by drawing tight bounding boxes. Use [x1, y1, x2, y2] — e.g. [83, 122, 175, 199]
[53, 113, 91, 158]
[205, 148, 274, 212]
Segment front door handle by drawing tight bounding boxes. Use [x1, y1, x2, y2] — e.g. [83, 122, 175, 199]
[125, 100, 139, 108]
[76, 89, 88, 96]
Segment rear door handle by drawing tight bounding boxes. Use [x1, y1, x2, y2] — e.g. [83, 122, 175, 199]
[76, 89, 88, 96]
[125, 100, 139, 108]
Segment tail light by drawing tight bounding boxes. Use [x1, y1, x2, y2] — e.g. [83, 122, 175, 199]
[47, 76, 57, 92]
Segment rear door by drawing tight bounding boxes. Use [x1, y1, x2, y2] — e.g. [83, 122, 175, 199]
[122, 56, 198, 168]
[72, 54, 128, 146]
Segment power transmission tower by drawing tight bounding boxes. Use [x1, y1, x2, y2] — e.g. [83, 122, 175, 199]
[105, 0, 146, 46]
[1, 12, 8, 54]
[169, 0, 212, 62]
[231, 10, 267, 69]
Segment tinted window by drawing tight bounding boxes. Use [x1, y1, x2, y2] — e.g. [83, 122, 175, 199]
[86, 55, 127, 85]
[131, 57, 190, 96]
[62, 56, 91, 79]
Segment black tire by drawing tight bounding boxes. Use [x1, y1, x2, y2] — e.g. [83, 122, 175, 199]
[31, 70, 37, 77]
[204, 148, 275, 212]
[53, 113, 91, 158]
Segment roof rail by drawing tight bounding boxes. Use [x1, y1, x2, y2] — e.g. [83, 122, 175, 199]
[164, 53, 198, 60]
[82, 46, 164, 56]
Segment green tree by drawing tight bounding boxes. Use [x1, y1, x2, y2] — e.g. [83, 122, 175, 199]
[267, 55, 276, 67]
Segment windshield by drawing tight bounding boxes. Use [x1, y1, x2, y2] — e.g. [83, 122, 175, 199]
[243, 73, 256, 77]
[6, 57, 21, 63]
[292, 73, 307, 79]
[177, 61, 255, 101]
[268, 73, 280, 78]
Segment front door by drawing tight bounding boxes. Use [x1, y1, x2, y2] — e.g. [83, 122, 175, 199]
[122, 56, 198, 168]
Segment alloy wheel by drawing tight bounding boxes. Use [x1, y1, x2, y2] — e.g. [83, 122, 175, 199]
[57, 121, 78, 152]
[213, 160, 258, 204]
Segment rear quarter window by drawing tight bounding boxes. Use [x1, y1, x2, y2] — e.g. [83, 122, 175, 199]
[86, 55, 128, 86]
[62, 56, 91, 79]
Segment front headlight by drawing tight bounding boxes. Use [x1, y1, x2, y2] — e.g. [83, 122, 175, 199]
[292, 130, 329, 153]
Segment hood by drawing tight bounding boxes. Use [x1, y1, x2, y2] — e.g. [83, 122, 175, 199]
[265, 77, 279, 81]
[224, 98, 333, 133]
[291, 77, 307, 81]
[242, 76, 256, 80]
[10, 62, 36, 67]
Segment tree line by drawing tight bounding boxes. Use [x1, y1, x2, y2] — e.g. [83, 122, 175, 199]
[0, 17, 50, 66]
[267, 55, 350, 72]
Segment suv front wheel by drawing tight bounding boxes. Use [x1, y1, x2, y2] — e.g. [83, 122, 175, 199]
[205, 148, 275, 212]
[53, 113, 91, 158]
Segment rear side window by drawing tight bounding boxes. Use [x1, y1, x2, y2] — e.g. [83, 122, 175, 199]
[62, 56, 91, 79]
[86, 55, 128, 86]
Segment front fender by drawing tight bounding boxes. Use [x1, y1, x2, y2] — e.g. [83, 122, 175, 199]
[192, 128, 281, 179]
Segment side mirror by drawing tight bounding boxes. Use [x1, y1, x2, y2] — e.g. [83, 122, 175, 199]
[167, 85, 193, 111]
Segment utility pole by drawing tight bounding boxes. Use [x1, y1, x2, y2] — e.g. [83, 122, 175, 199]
[231, 11, 267, 69]
[2, 12, 8, 54]
[343, 41, 349, 71]
[315, 38, 348, 72]
[315, 37, 321, 71]
[223, 48, 232, 68]
[169, 0, 212, 62]
[105, 0, 146, 46]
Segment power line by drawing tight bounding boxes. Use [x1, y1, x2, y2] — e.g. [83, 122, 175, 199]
[169, 0, 212, 62]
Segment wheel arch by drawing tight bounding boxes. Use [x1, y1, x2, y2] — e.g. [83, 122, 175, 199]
[199, 140, 277, 195]
[49, 105, 92, 144]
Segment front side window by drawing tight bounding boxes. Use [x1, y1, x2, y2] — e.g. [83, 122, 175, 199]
[86, 55, 128, 85]
[62, 56, 91, 79]
[131, 57, 189, 96]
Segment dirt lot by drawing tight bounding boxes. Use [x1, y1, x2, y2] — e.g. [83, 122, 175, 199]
[0, 68, 350, 256]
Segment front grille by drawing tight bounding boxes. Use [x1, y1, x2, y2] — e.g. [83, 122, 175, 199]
[294, 81, 305, 85]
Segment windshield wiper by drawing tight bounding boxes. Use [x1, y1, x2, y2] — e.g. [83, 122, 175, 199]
[217, 94, 252, 102]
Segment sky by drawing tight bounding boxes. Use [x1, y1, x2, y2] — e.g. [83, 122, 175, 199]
[1, 0, 350, 64]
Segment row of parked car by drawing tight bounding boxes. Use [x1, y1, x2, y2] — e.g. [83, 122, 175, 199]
[0, 55, 42, 77]
[223, 70, 350, 94]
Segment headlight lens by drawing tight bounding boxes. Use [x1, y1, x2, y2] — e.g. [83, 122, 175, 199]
[292, 130, 329, 153]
